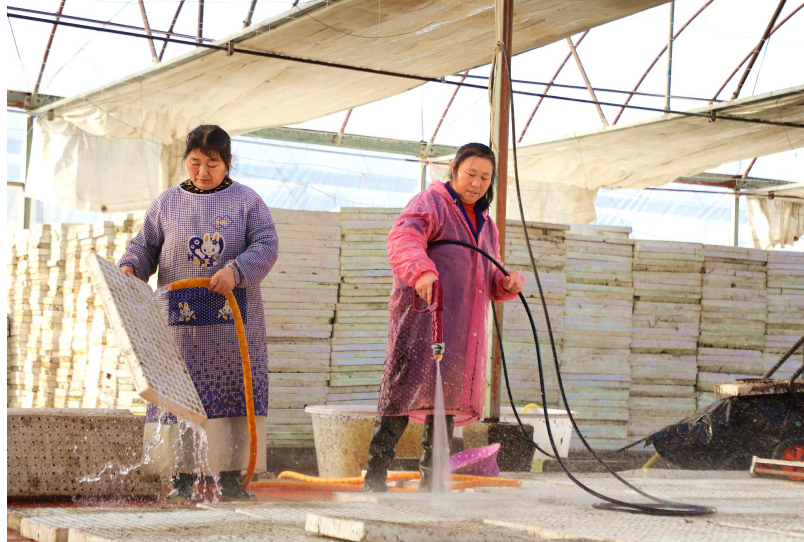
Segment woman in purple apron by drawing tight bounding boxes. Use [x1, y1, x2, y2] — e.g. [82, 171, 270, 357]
[119, 125, 278, 501]
[365, 143, 524, 491]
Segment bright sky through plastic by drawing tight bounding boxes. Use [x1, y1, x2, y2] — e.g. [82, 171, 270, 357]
[4, 0, 803, 247]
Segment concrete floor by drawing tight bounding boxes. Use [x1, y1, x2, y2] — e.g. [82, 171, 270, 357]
[8, 470, 803, 542]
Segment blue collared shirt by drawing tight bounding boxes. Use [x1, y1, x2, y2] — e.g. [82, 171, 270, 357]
[443, 181, 488, 241]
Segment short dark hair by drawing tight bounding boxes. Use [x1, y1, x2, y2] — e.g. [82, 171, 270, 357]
[184, 125, 233, 170]
[447, 143, 497, 208]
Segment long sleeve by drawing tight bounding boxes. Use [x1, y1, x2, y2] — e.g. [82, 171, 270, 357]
[386, 195, 440, 288]
[488, 220, 524, 302]
[118, 199, 164, 282]
[231, 196, 278, 287]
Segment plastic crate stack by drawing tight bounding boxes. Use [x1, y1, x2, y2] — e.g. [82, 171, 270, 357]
[500, 220, 568, 407]
[763, 250, 804, 379]
[561, 225, 634, 450]
[696, 245, 768, 409]
[628, 240, 702, 442]
[328, 208, 399, 406]
[261, 209, 340, 446]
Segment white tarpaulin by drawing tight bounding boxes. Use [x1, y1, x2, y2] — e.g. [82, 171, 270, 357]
[746, 182, 804, 249]
[505, 85, 804, 223]
[26, 0, 667, 212]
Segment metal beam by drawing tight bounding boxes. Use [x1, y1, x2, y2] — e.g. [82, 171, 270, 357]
[159, 0, 186, 61]
[7, 90, 62, 110]
[246, 127, 457, 157]
[486, 0, 514, 423]
[675, 172, 788, 190]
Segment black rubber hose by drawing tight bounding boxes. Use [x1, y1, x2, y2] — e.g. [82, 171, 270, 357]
[428, 238, 715, 516]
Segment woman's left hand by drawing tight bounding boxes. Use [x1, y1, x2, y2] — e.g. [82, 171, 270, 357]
[501, 273, 524, 294]
[209, 266, 236, 295]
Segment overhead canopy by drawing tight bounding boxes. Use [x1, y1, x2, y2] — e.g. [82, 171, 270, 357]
[27, 0, 668, 212]
[494, 85, 804, 224]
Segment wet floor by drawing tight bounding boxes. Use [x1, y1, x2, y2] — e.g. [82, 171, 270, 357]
[7, 470, 803, 542]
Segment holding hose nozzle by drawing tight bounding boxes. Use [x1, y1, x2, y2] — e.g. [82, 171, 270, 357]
[414, 279, 445, 364]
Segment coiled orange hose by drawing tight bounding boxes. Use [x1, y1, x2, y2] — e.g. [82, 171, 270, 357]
[169, 278, 257, 489]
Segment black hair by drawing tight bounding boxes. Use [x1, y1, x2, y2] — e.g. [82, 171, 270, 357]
[447, 142, 497, 207]
[184, 125, 233, 172]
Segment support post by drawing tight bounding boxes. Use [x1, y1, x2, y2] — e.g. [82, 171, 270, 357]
[733, 188, 740, 247]
[197, 0, 205, 45]
[420, 159, 428, 192]
[484, 0, 513, 423]
[23, 117, 34, 229]
[665, 1, 675, 112]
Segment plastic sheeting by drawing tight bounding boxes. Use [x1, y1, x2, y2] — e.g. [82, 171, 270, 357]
[430, 162, 597, 224]
[25, 0, 667, 212]
[747, 197, 804, 250]
[510, 86, 804, 191]
[427, 86, 804, 225]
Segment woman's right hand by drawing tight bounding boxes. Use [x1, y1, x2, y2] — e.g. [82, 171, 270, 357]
[120, 266, 135, 277]
[414, 271, 438, 305]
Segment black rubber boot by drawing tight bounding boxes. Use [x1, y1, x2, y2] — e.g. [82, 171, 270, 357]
[419, 415, 454, 492]
[165, 473, 195, 503]
[363, 416, 409, 492]
[219, 470, 257, 502]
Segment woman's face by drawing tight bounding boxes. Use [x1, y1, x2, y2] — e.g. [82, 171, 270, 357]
[186, 149, 228, 190]
[450, 156, 494, 205]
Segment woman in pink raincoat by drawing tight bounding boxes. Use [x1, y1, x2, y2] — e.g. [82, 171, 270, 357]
[364, 143, 525, 492]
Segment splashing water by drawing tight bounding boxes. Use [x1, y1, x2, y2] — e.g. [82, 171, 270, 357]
[133, 284, 171, 310]
[75, 405, 220, 502]
[431, 361, 451, 498]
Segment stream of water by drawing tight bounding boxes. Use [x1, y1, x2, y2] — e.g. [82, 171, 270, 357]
[431, 361, 451, 497]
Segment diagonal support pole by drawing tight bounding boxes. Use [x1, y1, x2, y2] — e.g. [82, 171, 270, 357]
[243, 0, 258, 28]
[613, 0, 715, 124]
[159, 0, 185, 61]
[730, 0, 787, 100]
[710, 2, 801, 103]
[137, 0, 159, 63]
[336, 109, 352, 145]
[566, 36, 607, 126]
[32, 0, 67, 100]
[518, 31, 588, 141]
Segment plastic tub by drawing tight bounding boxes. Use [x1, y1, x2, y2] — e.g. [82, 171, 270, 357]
[500, 406, 576, 460]
[305, 405, 423, 478]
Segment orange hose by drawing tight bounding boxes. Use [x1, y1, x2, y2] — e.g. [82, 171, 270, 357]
[451, 479, 521, 490]
[273, 470, 521, 490]
[277, 471, 422, 484]
[169, 278, 257, 490]
[250, 480, 362, 492]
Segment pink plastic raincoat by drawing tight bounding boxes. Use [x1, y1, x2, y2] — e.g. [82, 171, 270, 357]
[377, 181, 524, 426]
